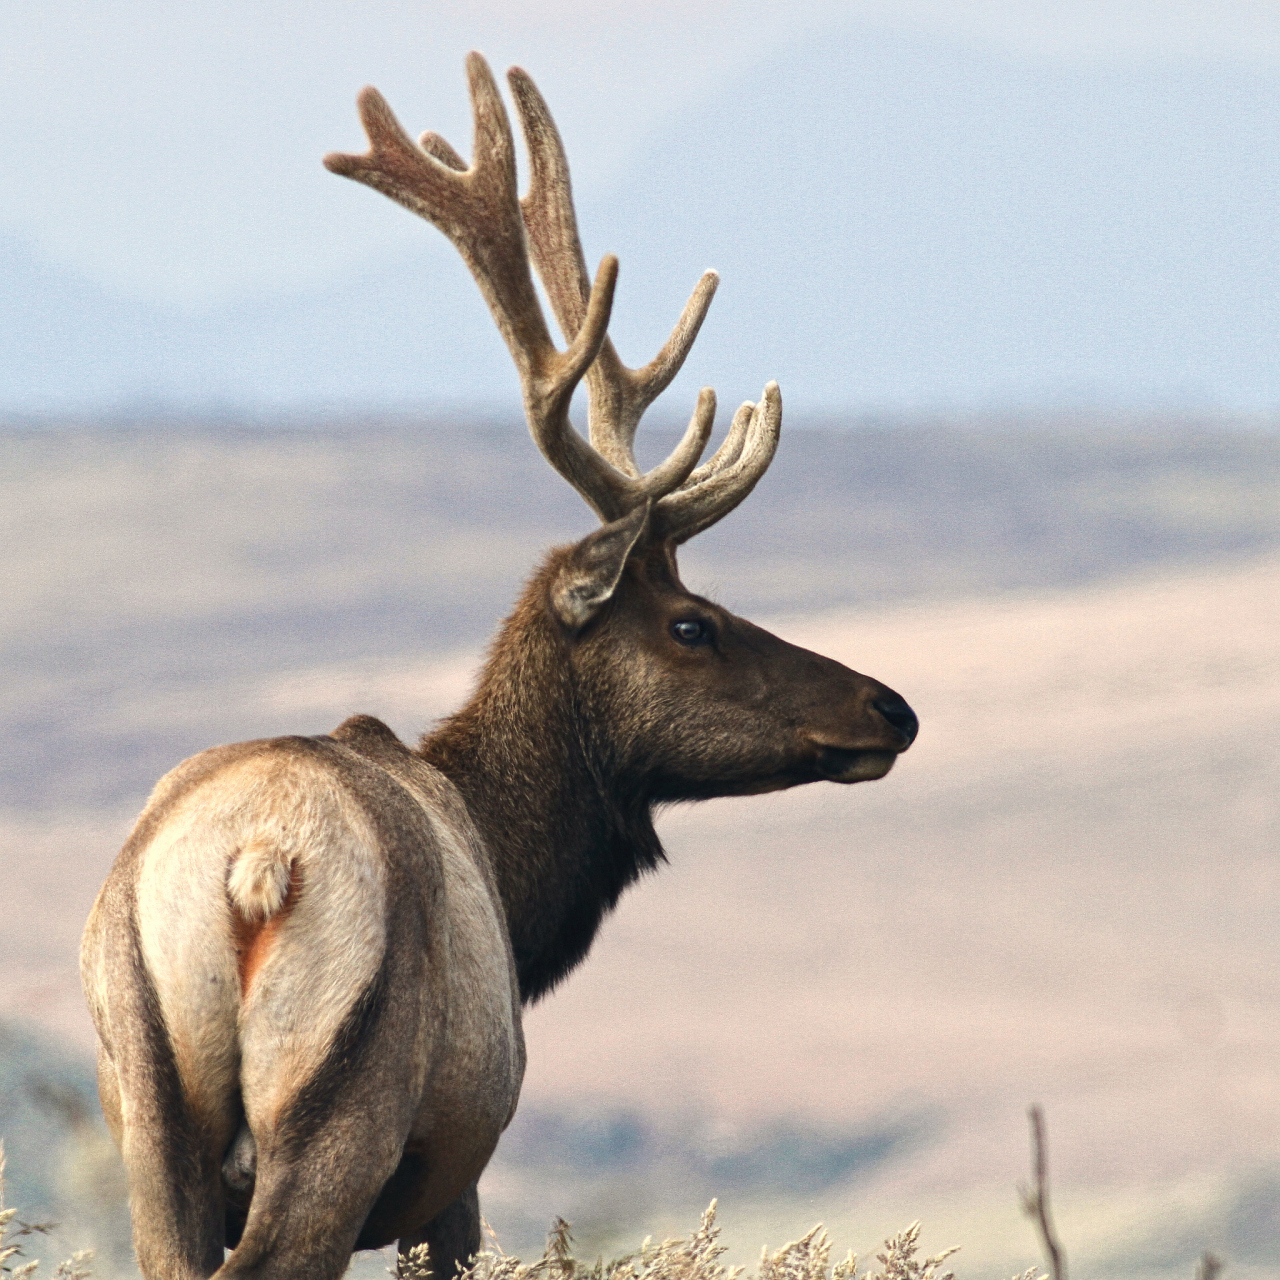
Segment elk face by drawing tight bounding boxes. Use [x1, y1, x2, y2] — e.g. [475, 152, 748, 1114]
[327, 55, 918, 799]
[551, 522, 918, 800]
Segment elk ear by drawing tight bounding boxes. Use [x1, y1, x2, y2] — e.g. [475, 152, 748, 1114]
[550, 503, 650, 631]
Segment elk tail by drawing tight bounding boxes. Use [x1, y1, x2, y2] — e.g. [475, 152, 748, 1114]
[227, 836, 295, 922]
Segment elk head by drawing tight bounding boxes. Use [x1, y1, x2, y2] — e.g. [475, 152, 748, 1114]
[324, 54, 916, 802]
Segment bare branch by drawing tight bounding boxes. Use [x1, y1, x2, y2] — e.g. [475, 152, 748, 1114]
[1195, 1254, 1223, 1280]
[1019, 1106, 1066, 1280]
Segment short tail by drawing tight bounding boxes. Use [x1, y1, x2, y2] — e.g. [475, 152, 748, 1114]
[227, 836, 296, 921]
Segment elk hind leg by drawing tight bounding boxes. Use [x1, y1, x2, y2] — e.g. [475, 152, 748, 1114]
[397, 1183, 481, 1280]
[215, 1112, 404, 1280]
[98, 1013, 227, 1279]
[216, 981, 416, 1280]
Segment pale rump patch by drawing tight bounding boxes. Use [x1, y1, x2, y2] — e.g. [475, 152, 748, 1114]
[134, 749, 388, 1135]
[232, 861, 302, 995]
[122, 734, 523, 1241]
[234, 778, 389, 1132]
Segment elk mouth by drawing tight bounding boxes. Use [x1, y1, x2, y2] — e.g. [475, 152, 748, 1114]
[814, 746, 898, 783]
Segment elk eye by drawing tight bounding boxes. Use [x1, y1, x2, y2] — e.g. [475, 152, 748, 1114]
[670, 618, 712, 646]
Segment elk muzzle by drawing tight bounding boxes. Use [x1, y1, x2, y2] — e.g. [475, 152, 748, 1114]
[873, 693, 919, 745]
[808, 689, 918, 784]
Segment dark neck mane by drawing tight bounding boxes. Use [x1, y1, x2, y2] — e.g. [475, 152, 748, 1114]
[418, 562, 664, 1003]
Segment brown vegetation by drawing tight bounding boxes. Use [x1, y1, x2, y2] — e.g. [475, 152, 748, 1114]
[417, 1204, 969, 1280]
[0, 1145, 91, 1280]
[0, 1115, 1233, 1280]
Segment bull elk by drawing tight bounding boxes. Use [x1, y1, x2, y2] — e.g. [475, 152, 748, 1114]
[81, 53, 918, 1280]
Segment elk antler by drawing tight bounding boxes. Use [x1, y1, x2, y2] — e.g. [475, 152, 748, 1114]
[507, 67, 782, 543]
[324, 53, 780, 540]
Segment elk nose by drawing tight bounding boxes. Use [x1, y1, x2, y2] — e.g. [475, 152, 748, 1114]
[873, 695, 919, 746]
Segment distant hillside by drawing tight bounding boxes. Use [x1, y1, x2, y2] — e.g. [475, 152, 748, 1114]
[2, 417, 1279, 809]
[5, 433, 1280, 1276]
[0, 233, 507, 413]
[591, 27, 1280, 411]
[0, 1019, 123, 1265]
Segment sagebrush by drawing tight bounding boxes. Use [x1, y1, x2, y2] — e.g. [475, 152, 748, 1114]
[401, 1201, 1042, 1280]
[0, 1144, 92, 1280]
[4, 1143, 1045, 1280]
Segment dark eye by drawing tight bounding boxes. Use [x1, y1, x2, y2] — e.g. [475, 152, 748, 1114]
[670, 618, 712, 646]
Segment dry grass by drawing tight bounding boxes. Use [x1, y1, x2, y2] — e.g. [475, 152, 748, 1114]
[401, 1204, 994, 1280]
[0, 1146, 92, 1280]
[0, 1121, 1232, 1280]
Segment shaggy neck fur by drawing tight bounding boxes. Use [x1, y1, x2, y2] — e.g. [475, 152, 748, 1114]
[419, 554, 665, 1004]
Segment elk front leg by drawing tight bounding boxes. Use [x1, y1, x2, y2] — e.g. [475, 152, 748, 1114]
[397, 1184, 481, 1280]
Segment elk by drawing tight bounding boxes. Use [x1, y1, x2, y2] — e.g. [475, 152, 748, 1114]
[80, 53, 918, 1280]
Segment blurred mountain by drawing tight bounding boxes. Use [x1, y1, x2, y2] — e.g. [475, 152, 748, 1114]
[0, 233, 507, 413]
[3, 25, 1280, 414]
[593, 29, 1280, 412]
[3, 417, 1280, 810]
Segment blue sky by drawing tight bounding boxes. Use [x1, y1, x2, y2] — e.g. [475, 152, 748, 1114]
[5, 1, 1280, 414]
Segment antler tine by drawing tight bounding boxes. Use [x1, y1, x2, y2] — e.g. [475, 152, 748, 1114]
[678, 398, 754, 491]
[325, 53, 638, 522]
[652, 382, 783, 543]
[509, 66, 718, 493]
[419, 130, 467, 171]
[325, 54, 779, 537]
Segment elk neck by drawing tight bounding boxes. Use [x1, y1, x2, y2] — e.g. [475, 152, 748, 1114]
[418, 563, 665, 1005]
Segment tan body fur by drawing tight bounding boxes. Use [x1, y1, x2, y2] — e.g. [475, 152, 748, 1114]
[83, 720, 524, 1277]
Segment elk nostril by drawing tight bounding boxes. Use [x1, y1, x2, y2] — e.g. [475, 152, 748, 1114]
[873, 696, 919, 745]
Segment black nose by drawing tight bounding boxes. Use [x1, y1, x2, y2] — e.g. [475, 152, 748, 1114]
[873, 696, 919, 746]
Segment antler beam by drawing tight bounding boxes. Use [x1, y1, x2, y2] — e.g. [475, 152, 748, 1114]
[325, 52, 781, 540]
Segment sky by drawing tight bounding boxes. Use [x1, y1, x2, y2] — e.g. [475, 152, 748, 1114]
[5, 1, 1280, 414]
[7, 0, 1280, 304]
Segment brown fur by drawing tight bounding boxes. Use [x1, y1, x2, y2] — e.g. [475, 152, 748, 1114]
[80, 526, 915, 1280]
[423, 540, 915, 1001]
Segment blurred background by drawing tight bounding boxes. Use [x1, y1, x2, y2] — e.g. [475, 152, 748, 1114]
[3, 3, 1280, 1279]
